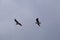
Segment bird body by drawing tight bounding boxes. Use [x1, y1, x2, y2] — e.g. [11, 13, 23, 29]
[35, 18, 41, 26]
[14, 19, 22, 26]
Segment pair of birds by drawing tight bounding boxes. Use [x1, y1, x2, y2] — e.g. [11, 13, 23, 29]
[14, 18, 41, 27]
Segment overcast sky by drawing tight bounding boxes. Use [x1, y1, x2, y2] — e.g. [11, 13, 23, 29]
[0, 0, 60, 40]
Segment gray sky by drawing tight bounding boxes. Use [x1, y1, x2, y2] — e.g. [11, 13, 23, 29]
[0, 0, 60, 40]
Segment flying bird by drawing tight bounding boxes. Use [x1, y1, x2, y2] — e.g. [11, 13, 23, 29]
[35, 18, 41, 26]
[14, 19, 22, 26]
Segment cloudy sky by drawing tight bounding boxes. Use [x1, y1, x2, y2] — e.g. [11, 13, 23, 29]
[0, 0, 60, 40]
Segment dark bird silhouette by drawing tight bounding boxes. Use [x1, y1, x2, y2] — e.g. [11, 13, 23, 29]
[14, 19, 22, 26]
[35, 18, 41, 26]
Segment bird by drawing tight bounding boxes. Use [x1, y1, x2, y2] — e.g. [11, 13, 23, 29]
[14, 19, 22, 26]
[35, 18, 41, 27]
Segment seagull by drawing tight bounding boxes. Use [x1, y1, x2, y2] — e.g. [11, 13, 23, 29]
[14, 19, 22, 26]
[35, 18, 41, 27]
